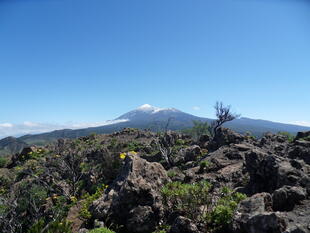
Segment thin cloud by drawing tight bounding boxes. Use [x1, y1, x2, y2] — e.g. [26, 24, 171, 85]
[23, 121, 39, 127]
[0, 123, 13, 128]
[0, 119, 129, 139]
[192, 106, 201, 111]
[70, 119, 128, 129]
[290, 121, 310, 127]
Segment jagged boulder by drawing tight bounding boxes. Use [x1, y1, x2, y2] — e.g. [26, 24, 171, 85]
[288, 141, 310, 165]
[272, 186, 306, 211]
[198, 134, 210, 148]
[245, 149, 305, 193]
[210, 128, 244, 149]
[91, 154, 170, 233]
[258, 133, 290, 157]
[171, 145, 201, 165]
[231, 193, 287, 233]
[159, 131, 181, 148]
[169, 216, 199, 233]
[295, 131, 310, 141]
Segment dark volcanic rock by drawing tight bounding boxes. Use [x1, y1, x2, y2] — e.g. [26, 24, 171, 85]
[171, 145, 201, 165]
[210, 127, 244, 149]
[169, 216, 199, 233]
[295, 131, 310, 141]
[288, 141, 310, 165]
[245, 149, 305, 194]
[232, 193, 287, 233]
[272, 186, 306, 211]
[91, 154, 170, 233]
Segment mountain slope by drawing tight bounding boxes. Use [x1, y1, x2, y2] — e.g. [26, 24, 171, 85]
[0, 136, 28, 156]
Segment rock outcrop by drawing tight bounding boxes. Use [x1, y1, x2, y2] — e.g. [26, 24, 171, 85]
[91, 154, 170, 233]
[232, 193, 287, 233]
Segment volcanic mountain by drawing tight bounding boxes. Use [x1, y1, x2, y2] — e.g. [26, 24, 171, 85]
[1, 104, 310, 155]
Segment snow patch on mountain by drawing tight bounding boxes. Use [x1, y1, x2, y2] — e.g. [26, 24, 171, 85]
[136, 104, 180, 114]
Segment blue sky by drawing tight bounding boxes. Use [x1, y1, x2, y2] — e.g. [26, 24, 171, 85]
[0, 0, 310, 137]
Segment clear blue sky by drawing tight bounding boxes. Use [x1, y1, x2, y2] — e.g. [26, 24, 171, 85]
[0, 0, 310, 136]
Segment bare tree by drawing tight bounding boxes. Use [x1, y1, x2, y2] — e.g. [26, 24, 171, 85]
[211, 101, 240, 138]
[157, 140, 173, 166]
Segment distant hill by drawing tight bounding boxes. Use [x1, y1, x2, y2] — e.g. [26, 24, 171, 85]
[1, 104, 310, 156]
[0, 136, 28, 156]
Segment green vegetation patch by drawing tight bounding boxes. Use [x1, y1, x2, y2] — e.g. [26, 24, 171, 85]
[88, 227, 116, 233]
[161, 181, 246, 231]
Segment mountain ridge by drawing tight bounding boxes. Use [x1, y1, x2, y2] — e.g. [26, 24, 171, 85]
[1, 104, 310, 156]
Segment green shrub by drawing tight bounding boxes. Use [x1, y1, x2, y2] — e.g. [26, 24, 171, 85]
[17, 184, 48, 213]
[162, 182, 246, 231]
[184, 120, 211, 140]
[152, 230, 167, 233]
[47, 221, 72, 233]
[28, 219, 72, 233]
[127, 141, 143, 151]
[278, 131, 294, 142]
[206, 187, 246, 230]
[161, 181, 211, 219]
[244, 131, 256, 139]
[199, 160, 210, 173]
[167, 170, 177, 178]
[79, 184, 106, 219]
[0, 175, 11, 191]
[175, 139, 185, 146]
[108, 138, 118, 150]
[300, 135, 310, 141]
[88, 227, 115, 233]
[0, 157, 8, 168]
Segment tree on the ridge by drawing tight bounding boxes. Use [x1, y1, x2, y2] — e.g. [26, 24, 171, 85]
[211, 101, 240, 138]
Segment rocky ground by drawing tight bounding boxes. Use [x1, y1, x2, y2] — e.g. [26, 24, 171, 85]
[0, 128, 309, 233]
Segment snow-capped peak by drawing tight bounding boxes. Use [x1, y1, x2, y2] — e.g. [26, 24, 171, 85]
[136, 104, 162, 112]
[116, 104, 182, 120]
[136, 104, 180, 114]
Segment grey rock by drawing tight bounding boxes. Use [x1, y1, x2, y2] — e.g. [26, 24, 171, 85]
[232, 193, 287, 233]
[245, 149, 304, 193]
[272, 186, 306, 211]
[210, 127, 244, 149]
[171, 145, 201, 165]
[91, 154, 170, 233]
[295, 131, 310, 141]
[169, 216, 199, 233]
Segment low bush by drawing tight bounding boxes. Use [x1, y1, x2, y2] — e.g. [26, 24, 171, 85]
[162, 181, 211, 219]
[28, 219, 72, 233]
[88, 227, 115, 233]
[206, 187, 246, 230]
[161, 182, 246, 231]
[79, 184, 107, 219]
[0, 157, 8, 168]
[167, 170, 178, 178]
[278, 131, 294, 142]
[199, 160, 210, 173]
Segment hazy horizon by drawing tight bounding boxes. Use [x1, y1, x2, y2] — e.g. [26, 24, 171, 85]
[1, 103, 310, 139]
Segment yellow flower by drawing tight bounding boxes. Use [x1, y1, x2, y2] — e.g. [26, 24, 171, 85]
[129, 151, 137, 155]
[105, 185, 109, 188]
[70, 196, 77, 202]
[119, 153, 126, 159]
